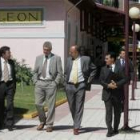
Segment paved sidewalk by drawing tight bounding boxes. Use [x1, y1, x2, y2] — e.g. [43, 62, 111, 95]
[0, 83, 140, 140]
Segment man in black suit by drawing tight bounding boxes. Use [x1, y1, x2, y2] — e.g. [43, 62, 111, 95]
[100, 52, 128, 137]
[65, 45, 96, 135]
[0, 46, 16, 131]
[116, 49, 134, 82]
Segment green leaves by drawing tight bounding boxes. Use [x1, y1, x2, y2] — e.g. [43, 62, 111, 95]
[13, 59, 33, 85]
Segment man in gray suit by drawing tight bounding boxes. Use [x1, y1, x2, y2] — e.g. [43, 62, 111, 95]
[33, 41, 63, 132]
[65, 45, 96, 135]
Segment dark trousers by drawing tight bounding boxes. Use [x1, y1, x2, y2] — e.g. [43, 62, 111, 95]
[104, 96, 122, 132]
[0, 81, 15, 128]
[66, 82, 86, 129]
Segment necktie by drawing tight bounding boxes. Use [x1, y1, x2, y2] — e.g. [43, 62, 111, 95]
[4, 61, 9, 82]
[72, 59, 78, 84]
[41, 57, 48, 78]
[122, 59, 125, 67]
[109, 66, 113, 72]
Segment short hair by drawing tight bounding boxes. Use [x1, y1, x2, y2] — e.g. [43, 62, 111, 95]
[106, 52, 116, 61]
[0, 46, 10, 56]
[71, 45, 80, 52]
[43, 41, 52, 50]
[120, 48, 125, 53]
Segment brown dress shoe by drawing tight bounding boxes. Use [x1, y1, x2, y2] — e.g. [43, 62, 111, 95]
[46, 127, 53, 132]
[37, 123, 45, 130]
[73, 129, 79, 135]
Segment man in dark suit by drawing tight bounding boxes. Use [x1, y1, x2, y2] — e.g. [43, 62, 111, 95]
[100, 52, 128, 137]
[116, 49, 134, 82]
[116, 49, 134, 111]
[65, 45, 96, 135]
[0, 46, 16, 131]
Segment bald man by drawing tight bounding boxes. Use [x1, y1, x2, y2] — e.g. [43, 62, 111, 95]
[65, 45, 96, 135]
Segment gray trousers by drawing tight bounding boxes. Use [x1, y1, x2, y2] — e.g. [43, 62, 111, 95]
[66, 82, 86, 129]
[35, 80, 57, 128]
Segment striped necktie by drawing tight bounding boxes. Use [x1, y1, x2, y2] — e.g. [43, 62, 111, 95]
[122, 59, 125, 67]
[41, 57, 48, 78]
[4, 61, 9, 82]
[72, 59, 78, 84]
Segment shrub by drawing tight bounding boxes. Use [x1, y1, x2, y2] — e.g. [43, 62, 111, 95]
[13, 59, 33, 86]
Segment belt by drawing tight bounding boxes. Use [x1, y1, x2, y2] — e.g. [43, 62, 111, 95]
[39, 79, 53, 82]
[68, 81, 85, 85]
[0, 80, 13, 84]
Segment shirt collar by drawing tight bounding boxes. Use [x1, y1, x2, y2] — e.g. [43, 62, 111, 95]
[72, 55, 80, 61]
[111, 64, 115, 71]
[44, 53, 51, 59]
[120, 58, 125, 61]
[1, 57, 6, 63]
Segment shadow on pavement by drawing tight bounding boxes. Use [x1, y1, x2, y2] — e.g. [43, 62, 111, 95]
[14, 107, 29, 115]
[131, 125, 140, 129]
[80, 127, 107, 133]
[14, 107, 29, 124]
[53, 125, 73, 130]
[129, 109, 140, 111]
[14, 125, 36, 130]
[120, 129, 140, 133]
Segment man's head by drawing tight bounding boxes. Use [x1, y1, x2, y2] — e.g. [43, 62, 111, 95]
[0, 46, 11, 60]
[120, 49, 125, 59]
[79, 46, 85, 56]
[105, 52, 116, 66]
[69, 45, 80, 59]
[43, 41, 52, 56]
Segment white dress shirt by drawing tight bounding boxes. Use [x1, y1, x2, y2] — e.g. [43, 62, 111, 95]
[40, 54, 52, 80]
[111, 64, 115, 72]
[1, 57, 12, 81]
[69, 56, 84, 83]
[120, 58, 125, 66]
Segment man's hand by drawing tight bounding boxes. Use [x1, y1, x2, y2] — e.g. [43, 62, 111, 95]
[111, 80, 117, 86]
[108, 82, 117, 89]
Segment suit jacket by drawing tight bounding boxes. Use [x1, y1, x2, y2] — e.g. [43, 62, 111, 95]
[33, 53, 63, 85]
[116, 58, 134, 81]
[0, 57, 16, 89]
[65, 56, 96, 85]
[99, 64, 128, 102]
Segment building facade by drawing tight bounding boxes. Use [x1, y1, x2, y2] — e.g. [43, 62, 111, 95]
[0, 0, 126, 69]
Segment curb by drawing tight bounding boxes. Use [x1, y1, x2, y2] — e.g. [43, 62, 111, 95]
[21, 98, 67, 119]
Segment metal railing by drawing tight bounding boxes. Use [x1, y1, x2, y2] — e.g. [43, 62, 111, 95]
[95, 0, 119, 8]
[130, 0, 139, 2]
[129, 0, 140, 3]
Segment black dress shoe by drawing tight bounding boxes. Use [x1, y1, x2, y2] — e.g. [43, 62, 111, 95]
[7, 126, 13, 131]
[0, 126, 3, 130]
[106, 132, 114, 137]
[113, 130, 119, 135]
[0, 125, 5, 130]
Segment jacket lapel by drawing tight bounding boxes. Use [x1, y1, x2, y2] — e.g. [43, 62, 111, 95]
[49, 53, 54, 73]
[104, 66, 111, 80]
[49, 54, 52, 65]
[8, 60, 12, 75]
[39, 55, 44, 74]
[0, 58, 2, 79]
[114, 64, 118, 73]
[80, 56, 84, 70]
[68, 57, 72, 74]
